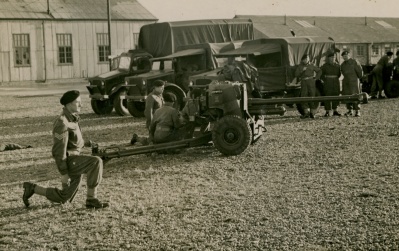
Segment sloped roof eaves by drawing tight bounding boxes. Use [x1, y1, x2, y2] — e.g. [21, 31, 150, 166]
[237, 15, 399, 44]
[0, 0, 157, 21]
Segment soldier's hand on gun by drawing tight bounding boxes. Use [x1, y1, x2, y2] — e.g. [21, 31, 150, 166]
[61, 174, 70, 186]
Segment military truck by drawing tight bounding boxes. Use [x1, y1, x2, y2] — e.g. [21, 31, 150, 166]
[87, 50, 152, 116]
[189, 37, 336, 114]
[124, 42, 244, 117]
[87, 19, 254, 116]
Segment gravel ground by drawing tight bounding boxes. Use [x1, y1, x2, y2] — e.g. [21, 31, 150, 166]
[1, 94, 399, 250]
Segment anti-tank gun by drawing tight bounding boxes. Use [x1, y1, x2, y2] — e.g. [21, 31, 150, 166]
[92, 81, 368, 160]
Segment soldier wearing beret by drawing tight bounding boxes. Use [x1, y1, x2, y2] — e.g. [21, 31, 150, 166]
[144, 80, 165, 130]
[321, 52, 341, 117]
[149, 93, 194, 144]
[340, 50, 363, 116]
[295, 54, 322, 118]
[23, 90, 109, 209]
[370, 51, 394, 99]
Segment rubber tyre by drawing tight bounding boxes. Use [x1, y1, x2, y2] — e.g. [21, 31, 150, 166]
[113, 91, 130, 116]
[127, 100, 145, 117]
[164, 88, 185, 110]
[91, 99, 113, 115]
[212, 115, 252, 156]
[384, 80, 399, 98]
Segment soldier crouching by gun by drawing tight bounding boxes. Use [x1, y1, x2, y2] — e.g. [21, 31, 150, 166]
[22, 90, 109, 209]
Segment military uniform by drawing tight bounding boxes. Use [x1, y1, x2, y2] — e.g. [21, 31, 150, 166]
[144, 91, 164, 130]
[371, 55, 391, 98]
[149, 105, 193, 144]
[321, 60, 341, 113]
[295, 62, 322, 115]
[341, 58, 363, 112]
[47, 107, 103, 203]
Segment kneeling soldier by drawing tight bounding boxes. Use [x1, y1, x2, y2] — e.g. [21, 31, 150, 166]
[22, 90, 109, 209]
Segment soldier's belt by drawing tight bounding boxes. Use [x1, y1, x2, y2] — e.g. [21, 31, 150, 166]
[302, 77, 314, 80]
[324, 75, 338, 78]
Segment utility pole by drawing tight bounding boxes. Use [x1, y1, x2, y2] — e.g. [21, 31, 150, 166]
[107, 0, 112, 70]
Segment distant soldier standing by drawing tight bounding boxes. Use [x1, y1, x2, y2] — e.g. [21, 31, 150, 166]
[340, 50, 363, 117]
[321, 52, 341, 117]
[295, 54, 322, 119]
[392, 51, 399, 80]
[370, 51, 393, 99]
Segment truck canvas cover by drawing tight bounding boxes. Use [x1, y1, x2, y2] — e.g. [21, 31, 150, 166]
[139, 19, 254, 58]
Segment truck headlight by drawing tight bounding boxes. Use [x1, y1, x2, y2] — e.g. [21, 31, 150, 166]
[189, 81, 193, 86]
[101, 81, 105, 86]
[142, 80, 146, 86]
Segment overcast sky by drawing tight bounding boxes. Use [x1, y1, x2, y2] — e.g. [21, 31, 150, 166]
[138, 0, 398, 22]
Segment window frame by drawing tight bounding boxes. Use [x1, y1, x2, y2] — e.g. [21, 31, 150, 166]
[13, 34, 31, 67]
[56, 34, 73, 65]
[97, 33, 110, 63]
[371, 45, 380, 57]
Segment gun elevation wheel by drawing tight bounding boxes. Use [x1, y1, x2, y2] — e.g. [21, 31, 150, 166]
[91, 99, 113, 115]
[212, 115, 252, 156]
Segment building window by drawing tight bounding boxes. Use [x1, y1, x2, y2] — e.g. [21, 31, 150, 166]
[13, 34, 30, 66]
[356, 45, 365, 57]
[372, 45, 379, 57]
[57, 34, 73, 64]
[97, 33, 110, 62]
[384, 44, 392, 54]
[133, 33, 140, 48]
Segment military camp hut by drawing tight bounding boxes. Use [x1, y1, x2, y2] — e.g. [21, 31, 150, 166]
[237, 15, 399, 66]
[0, 0, 157, 82]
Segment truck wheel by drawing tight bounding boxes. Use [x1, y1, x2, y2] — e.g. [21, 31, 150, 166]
[127, 100, 145, 117]
[164, 88, 185, 110]
[114, 91, 130, 116]
[384, 80, 399, 98]
[212, 115, 252, 156]
[91, 99, 113, 115]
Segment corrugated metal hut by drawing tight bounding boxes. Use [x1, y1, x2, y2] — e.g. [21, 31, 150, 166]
[0, 0, 157, 82]
[237, 15, 399, 65]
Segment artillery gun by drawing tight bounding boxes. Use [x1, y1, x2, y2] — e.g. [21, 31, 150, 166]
[92, 81, 368, 160]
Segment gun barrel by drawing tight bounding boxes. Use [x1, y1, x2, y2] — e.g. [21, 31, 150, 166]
[248, 93, 368, 106]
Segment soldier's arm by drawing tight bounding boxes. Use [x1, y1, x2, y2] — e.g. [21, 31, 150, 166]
[144, 96, 154, 127]
[52, 120, 69, 175]
[354, 60, 363, 79]
[294, 65, 303, 77]
[314, 65, 322, 80]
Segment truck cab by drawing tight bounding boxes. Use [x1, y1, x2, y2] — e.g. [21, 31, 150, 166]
[124, 42, 243, 117]
[86, 49, 152, 116]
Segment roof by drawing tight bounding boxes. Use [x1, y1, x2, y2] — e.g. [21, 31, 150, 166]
[236, 15, 399, 44]
[151, 48, 205, 61]
[0, 0, 157, 21]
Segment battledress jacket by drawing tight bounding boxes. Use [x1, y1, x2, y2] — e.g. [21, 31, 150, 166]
[52, 108, 84, 175]
[341, 58, 363, 95]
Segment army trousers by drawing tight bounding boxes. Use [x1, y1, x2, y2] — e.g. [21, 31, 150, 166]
[46, 155, 103, 204]
[300, 78, 318, 112]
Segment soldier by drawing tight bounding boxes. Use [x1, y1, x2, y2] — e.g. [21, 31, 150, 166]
[22, 90, 109, 209]
[393, 51, 399, 80]
[321, 52, 341, 117]
[295, 54, 322, 119]
[149, 93, 194, 144]
[144, 80, 165, 130]
[370, 51, 394, 99]
[340, 50, 363, 117]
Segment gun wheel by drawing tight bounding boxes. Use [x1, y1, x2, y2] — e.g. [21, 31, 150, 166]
[212, 115, 252, 156]
[384, 80, 399, 98]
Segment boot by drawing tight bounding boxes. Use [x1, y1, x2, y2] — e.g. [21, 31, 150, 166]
[333, 111, 341, 116]
[355, 111, 361, 117]
[344, 110, 353, 116]
[324, 111, 330, 117]
[86, 198, 110, 209]
[22, 182, 36, 207]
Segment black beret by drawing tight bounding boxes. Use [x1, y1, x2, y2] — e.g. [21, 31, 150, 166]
[341, 50, 350, 56]
[153, 80, 165, 87]
[60, 90, 80, 106]
[386, 51, 394, 56]
[301, 54, 309, 60]
[163, 93, 176, 103]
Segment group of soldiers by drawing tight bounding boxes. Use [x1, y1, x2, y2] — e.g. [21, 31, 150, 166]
[295, 49, 399, 118]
